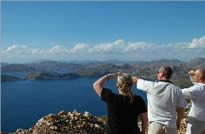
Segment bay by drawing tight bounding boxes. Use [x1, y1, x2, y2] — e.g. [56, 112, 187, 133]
[1, 77, 147, 132]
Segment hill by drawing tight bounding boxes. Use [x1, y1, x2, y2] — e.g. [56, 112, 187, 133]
[30, 61, 86, 72]
[2, 57, 205, 88]
[25, 72, 81, 80]
[1, 75, 24, 81]
[187, 57, 205, 68]
[1, 64, 36, 72]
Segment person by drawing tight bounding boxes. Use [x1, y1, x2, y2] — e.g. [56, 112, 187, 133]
[93, 72, 148, 134]
[132, 66, 186, 134]
[182, 68, 205, 134]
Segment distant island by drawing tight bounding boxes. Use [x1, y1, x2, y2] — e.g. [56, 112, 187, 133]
[25, 72, 81, 80]
[2, 57, 205, 88]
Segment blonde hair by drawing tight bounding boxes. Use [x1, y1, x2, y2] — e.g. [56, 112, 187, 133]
[117, 73, 135, 103]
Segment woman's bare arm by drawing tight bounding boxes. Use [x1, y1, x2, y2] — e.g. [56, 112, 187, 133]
[93, 73, 117, 97]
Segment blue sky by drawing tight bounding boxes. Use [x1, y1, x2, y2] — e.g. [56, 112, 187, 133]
[2, 1, 205, 63]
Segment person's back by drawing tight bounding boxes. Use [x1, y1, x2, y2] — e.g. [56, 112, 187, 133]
[132, 66, 186, 134]
[93, 73, 148, 134]
[101, 88, 147, 134]
[182, 69, 205, 134]
[138, 80, 184, 127]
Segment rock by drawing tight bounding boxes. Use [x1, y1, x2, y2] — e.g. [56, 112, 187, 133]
[14, 110, 105, 134]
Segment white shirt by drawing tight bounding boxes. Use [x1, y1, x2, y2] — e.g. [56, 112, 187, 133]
[182, 78, 205, 121]
[137, 79, 186, 128]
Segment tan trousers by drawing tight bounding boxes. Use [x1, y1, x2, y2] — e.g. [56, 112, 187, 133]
[148, 122, 177, 134]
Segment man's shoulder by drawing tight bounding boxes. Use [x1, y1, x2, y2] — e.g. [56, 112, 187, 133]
[158, 81, 180, 90]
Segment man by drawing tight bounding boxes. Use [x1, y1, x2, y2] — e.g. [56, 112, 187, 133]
[132, 66, 186, 134]
[182, 68, 205, 134]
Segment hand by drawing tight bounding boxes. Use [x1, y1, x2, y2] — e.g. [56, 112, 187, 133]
[132, 76, 139, 83]
[106, 73, 117, 79]
[188, 70, 195, 76]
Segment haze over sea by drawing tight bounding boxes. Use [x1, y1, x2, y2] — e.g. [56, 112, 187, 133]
[1, 72, 146, 132]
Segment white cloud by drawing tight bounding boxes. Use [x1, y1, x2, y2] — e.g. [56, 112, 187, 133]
[188, 36, 205, 48]
[3, 45, 31, 54]
[49, 45, 69, 54]
[2, 35, 205, 63]
[88, 40, 125, 53]
[123, 42, 153, 52]
[70, 43, 89, 53]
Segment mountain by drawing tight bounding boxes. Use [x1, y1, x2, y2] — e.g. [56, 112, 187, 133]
[30, 61, 86, 72]
[2, 57, 205, 87]
[187, 57, 205, 68]
[1, 75, 24, 81]
[25, 72, 81, 80]
[1, 64, 36, 72]
[73, 64, 120, 77]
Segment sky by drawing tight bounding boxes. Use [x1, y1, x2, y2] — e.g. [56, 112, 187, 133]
[1, 1, 205, 63]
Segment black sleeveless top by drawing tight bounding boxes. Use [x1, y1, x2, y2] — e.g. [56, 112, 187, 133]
[101, 88, 147, 134]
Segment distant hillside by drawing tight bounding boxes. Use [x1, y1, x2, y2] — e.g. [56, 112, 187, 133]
[74, 64, 121, 77]
[24, 72, 81, 80]
[187, 57, 205, 68]
[30, 61, 86, 72]
[1, 64, 36, 72]
[2, 57, 205, 73]
[2, 57, 205, 87]
[1, 75, 24, 81]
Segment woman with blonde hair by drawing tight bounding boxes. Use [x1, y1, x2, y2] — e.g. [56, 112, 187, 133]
[93, 73, 148, 134]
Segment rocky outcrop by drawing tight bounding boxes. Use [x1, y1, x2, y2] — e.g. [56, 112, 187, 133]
[15, 110, 105, 134]
[13, 109, 188, 134]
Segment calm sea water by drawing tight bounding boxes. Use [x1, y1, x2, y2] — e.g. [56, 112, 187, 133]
[1, 74, 147, 132]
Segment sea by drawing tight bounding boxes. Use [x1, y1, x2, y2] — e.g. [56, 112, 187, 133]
[1, 72, 147, 132]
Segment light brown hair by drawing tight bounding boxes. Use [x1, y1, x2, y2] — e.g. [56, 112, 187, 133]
[117, 73, 135, 103]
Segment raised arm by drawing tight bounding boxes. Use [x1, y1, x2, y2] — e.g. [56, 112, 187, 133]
[176, 107, 184, 130]
[188, 70, 197, 85]
[93, 73, 117, 97]
[139, 112, 148, 134]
